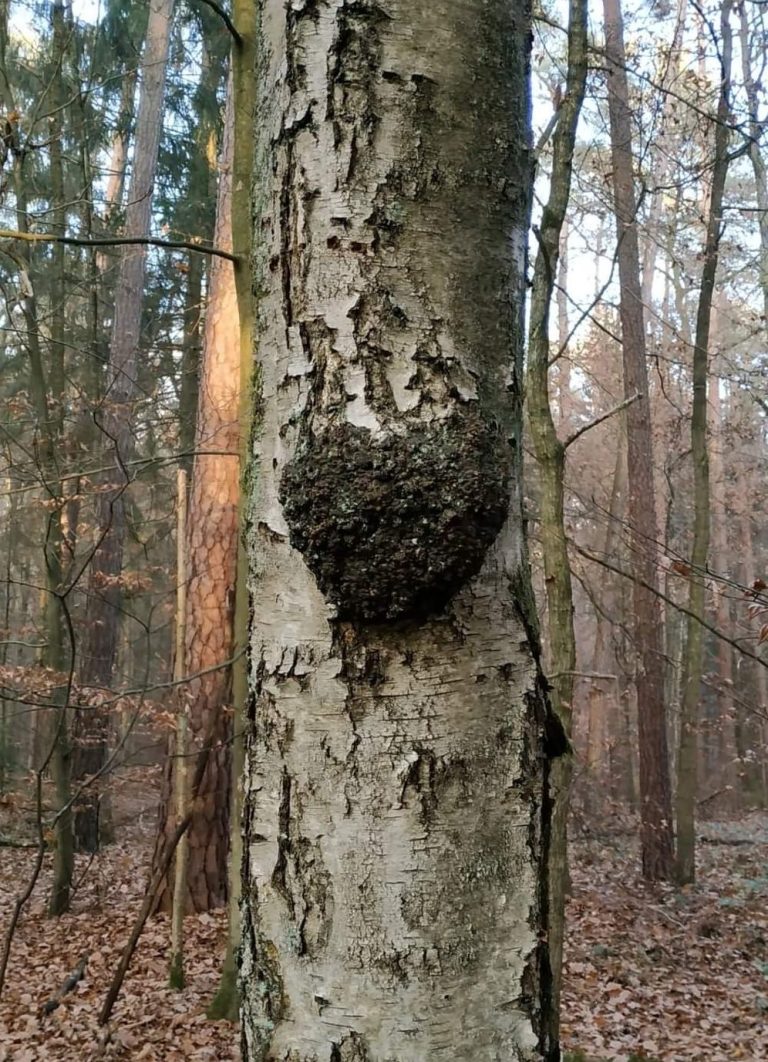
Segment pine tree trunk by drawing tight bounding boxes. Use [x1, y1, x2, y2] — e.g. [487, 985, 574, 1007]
[177, 37, 224, 470]
[152, 86, 239, 914]
[602, 0, 675, 881]
[240, 3, 558, 1058]
[208, 12, 259, 1013]
[73, 0, 174, 853]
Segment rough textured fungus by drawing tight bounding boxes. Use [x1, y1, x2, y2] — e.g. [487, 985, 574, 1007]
[280, 411, 510, 621]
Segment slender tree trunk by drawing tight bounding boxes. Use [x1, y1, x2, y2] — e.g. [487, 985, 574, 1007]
[208, 8, 258, 1015]
[0, 0, 74, 912]
[90, 57, 139, 397]
[169, 470, 189, 989]
[0, 461, 17, 791]
[556, 221, 570, 424]
[46, 0, 74, 917]
[152, 85, 239, 914]
[709, 346, 738, 813]
[178, 255, 203, 467]
[740, 463, 768, 806]
[73, 0, 174, 852]
[585, 447, 625, 798]
[241, 4, 559, 1058]
[526, 0, 587, 1033]
[739, 0, 768, 327]
[676, 0, 733, 884]
[105, 68, 137, 221]
[602, 0, 675, 880]
[528, 0, 587, 733]
[640, 0, 688, 312]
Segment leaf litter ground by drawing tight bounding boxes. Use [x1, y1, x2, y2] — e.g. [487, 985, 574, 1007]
[562, 814, 768, 1061]
[1, 770, 767, 1060]
[0, 768, 239, 1060]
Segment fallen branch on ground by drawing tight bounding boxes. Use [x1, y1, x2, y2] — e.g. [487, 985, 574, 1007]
[40, 955, 88, 1016]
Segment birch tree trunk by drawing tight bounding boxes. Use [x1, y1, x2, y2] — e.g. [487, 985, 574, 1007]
[152, 86, 239, 914]
[240, 2, 559, 1059]
[73, 0, 174, 852]
[602, 0, 675, 881]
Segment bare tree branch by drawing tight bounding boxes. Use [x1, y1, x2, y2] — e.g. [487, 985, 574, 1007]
[193, 0, 242, 45]
[0, 230, 239, 262]
[563, 392, 642, 450]
[573, 541, 768, 672]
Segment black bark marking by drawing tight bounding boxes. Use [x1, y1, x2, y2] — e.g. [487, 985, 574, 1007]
[241, 799, 286, 1058]
[286, 0, 322, 92]
[279, 142, 296, 334]
[269, 770, 333, 959]
[271, 770, 295, 917]
[280, 409, 510, 622]
[277, 110, 316, 341]
[327, 1, 390, 170]
[398, 746, 438, 825]
[329, 1031, 369, 1062]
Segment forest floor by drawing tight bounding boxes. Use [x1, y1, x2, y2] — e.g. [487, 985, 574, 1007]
[562, 814, 768, 1061]
[0, 770, 766, 1060]
[0, 767, 239, 1061]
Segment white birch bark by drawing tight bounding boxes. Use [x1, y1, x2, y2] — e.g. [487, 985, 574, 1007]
[241, 2, 558, 1059]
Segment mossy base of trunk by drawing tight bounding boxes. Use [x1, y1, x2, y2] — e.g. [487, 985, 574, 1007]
[207, 945, 239, 1022]
[168, 951, 185, 990]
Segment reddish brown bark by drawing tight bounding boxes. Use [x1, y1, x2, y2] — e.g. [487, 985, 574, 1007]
[152, 94, 239, 913]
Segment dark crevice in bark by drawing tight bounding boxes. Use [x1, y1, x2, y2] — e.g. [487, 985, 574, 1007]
[271, 769, 294, 917]
[327, 2, 389, 158]
[241, 766, 288, 1056]
[280, 142, 296, 334]
[329, 1031, 370, 1062]
[397, 745, 438, 824]
[268, 765, 333, 960]
[523, 681, 560, 1062]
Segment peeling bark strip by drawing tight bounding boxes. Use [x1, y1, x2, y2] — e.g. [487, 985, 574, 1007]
[242, 1, 556, 1060]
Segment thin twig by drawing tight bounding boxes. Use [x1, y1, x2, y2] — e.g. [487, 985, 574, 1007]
[0, 230, 239, 263]
[99, 736, 214, 1025]
[573, 542, 768, 672]
[563, 393, 642, 450]
[193, 0, 242, 44]
[0, 450, 238, 499]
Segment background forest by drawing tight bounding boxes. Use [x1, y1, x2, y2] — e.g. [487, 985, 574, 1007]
[0, 0, 766, 1059]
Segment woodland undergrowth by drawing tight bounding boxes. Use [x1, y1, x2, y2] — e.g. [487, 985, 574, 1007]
[563, 815, 768, 1061]
[0, 769, 765, 1061]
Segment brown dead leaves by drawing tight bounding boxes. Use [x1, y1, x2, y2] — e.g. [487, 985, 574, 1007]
[562, 816, 768, 1061]
[0, 792, 237, 1061]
